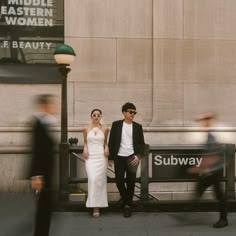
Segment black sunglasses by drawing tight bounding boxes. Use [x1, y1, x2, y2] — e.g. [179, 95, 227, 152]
[126, 110, 137, 115]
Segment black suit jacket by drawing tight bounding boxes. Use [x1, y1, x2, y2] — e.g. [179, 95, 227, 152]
[108, 120, 145, 160]
[31, 116, 55, 187]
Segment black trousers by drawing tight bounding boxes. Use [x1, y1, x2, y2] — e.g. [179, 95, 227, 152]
[34, 188, 52, 236]
[196, 170, 227, 219]
[114, 155, 138, 206]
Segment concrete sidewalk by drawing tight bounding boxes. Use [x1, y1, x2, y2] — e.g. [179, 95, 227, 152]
[1, 193, 236, 236]
[50, 211, 236, 236]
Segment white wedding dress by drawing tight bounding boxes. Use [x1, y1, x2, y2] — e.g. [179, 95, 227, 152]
[85, 128, 108, 208]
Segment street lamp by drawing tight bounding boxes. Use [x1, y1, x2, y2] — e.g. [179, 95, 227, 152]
[54, 44, 76, 201]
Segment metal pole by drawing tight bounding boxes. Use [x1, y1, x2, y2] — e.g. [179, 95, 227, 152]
[225, 144, 235, 200]
[59, 65, 71, 201]
[140, 144, 150, 201]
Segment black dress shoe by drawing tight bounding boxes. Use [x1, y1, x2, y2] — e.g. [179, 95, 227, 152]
[213, 219, 228, 228]
[123, 207, 132, 218]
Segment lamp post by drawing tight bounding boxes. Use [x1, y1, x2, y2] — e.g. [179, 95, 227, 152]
[54, 44, 76, 201]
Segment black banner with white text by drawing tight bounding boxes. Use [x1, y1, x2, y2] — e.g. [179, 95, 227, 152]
[0, 0, 64, 64]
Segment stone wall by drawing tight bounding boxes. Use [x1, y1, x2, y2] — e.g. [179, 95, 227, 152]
[65, 0, 236, 127]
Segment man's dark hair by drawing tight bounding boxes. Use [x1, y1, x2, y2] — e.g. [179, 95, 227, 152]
[122, 102, 136, 112]
[35, 94, 55, 105]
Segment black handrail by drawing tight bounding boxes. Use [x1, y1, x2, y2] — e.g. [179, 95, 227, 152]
[69, 144, 158, 201]
[69, 143, 236, 201]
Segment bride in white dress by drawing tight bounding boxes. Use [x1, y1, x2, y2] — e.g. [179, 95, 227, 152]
[83, 109, 109, 217]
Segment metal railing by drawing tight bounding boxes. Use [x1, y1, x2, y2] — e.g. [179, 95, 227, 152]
[68, 143, 236, 201]
[0, 143, 234, 201]
[68, 144, 155, 201]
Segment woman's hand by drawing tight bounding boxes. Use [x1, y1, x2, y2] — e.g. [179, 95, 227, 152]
[83, 150, 89, 159]
[104, 146, 109, 158]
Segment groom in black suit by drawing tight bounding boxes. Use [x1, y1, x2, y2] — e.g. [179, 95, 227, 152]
[31, 94, 57, 236]
[108, 102, 145, 217]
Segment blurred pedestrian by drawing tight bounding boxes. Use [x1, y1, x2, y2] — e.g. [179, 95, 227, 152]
[108, 102, 145, 218]
[83, 109, 109, 217]
[30, 94, 58, 236]
[188, 112, 228, 228]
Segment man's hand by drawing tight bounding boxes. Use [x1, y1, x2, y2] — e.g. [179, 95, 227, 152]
[31, 177, 44, 190]
[131, 155, 139, 166]
[187, 155, 221, 174]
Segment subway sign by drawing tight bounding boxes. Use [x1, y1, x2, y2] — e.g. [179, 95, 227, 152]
[151, 148, 224, 180]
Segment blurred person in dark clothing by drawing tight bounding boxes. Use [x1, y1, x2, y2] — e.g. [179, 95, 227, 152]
[31, 94, 58, 236]
[188, 112, 228, 228]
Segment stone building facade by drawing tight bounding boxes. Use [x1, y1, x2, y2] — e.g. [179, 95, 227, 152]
[1, 0, 236, 200]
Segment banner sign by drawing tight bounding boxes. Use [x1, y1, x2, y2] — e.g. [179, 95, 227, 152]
[0, 0, 64, 64]
[151, 149, 224, 180]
